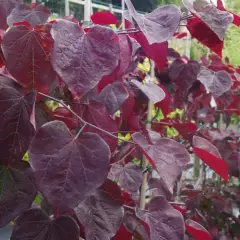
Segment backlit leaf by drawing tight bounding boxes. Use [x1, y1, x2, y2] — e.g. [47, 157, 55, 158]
[136, 196, 185, 240]
[187, 16, 223, 57]
[197, 67, 232, 98]
[1, 23, 56, 93]
[185, 219, 212, 240]
[131, 80, 165, 104]
[132, 133, 190, 193]
[125, 0, 181, 44]
[91, 11, 119, 25]
[0, 161, 37, 227]
[75, 179, 124, 240]
[29, 120, 111, 215]
[183, 0, 233, 40]
[51, 19, 119, 98]
[0, 79, 35, 165]
[192, 136, 228, 182]
[11, 208, 79, 240]
[7, 3, 51, 27]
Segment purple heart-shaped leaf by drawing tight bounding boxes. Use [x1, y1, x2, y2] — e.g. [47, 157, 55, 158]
[51, 19, 119, 98]
[29, 120, 111, 215]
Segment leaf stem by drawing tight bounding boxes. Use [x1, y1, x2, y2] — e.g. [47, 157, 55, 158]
[38, 92, 135, 144]
[74, 123, 87, 140]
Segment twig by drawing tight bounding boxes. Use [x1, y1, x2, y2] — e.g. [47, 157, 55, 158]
[38, 92, 135, 144]
[169, 201, 186, 206]
[123, 205, 135, 210]
[74, 123, 87, 140]
[117, 30, 142, 34]
[110, 147, 136, 166]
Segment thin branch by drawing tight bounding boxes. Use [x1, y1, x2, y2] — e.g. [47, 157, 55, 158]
[110, 147, 136, 166]
[123, 205, 135, 210]
[74, 123, 87, 140]
[117, 30, 142, 34]
[38, 92, 135, 144]
[169, 201, 186, 206]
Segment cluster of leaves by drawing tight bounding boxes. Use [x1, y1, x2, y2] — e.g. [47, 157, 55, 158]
[0, 0, 239, 239]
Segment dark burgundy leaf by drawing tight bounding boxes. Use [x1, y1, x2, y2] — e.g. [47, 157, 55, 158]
[109, 162, 142, 194]
[11, 208, 79, 240]
[192, 136, 228, 182]
[0, 34, 5, 67]
[75, 179, 124, 240]
[35, 102, 51, 130]
[148, 178, 172, 200]
[51, 19, 119, 98]
[197, 67, 232, 98]
[136, 196, 185, 240]
[7, 3, 51, 27]
[217, 0, 240, 27]
[121, 86, 135, 121]
[96, 82, 129, 115]
[185, 219, 212, 240]
[187, 16, 223, 57]
[0, 82, 35, 165]
[123, 208, 150, 240]
[131, 80, 165, 104]
[29, 120, 110, 215]
[0, 0, 19, 30]
[155, 84, 171, 116]
[167, 48, 181, 60]
[183, 0, 233, 40]
[2, 23, 56, 93]
[0, 161, 37, 227]
[169, 58, 200, 93]
[75, 101, 118, 151]
[132, 132, 190, 193]
[173, 122, 198, 140]
[125, 0, 181, 44]
[91, 11, 119, 25]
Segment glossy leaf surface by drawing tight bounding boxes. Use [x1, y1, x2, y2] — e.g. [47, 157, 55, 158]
[11, 208, 79, 240]
[51, 19, 119, 98]
[29, 120, 111, 215]
[132, 133, 190, 193]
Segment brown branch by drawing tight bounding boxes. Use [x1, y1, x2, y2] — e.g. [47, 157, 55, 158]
[38, 92, 135, 144]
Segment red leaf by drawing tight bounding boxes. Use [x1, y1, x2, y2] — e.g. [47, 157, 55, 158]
[130, 31, 168, 72]
[176, 32, 187, 39]
[2, 23, 56, 93]
[11, 208, 79, 240]
[155, 84, 171, 116]
[29, 120, 111, 215]
[193, 136, 228, 182]
[185, 219, 212, 240]
[217, 0, 240, 27]
[173, 122, 198, 140]
[187, 16, 223, 57]
[75, 179, 124, 240]
[51, 19, 119, 98]
[132, 132, 190, 193]
[7, 3, 51, 27]
[91, 11, 119, 25]
[112, 225, 132, 240]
